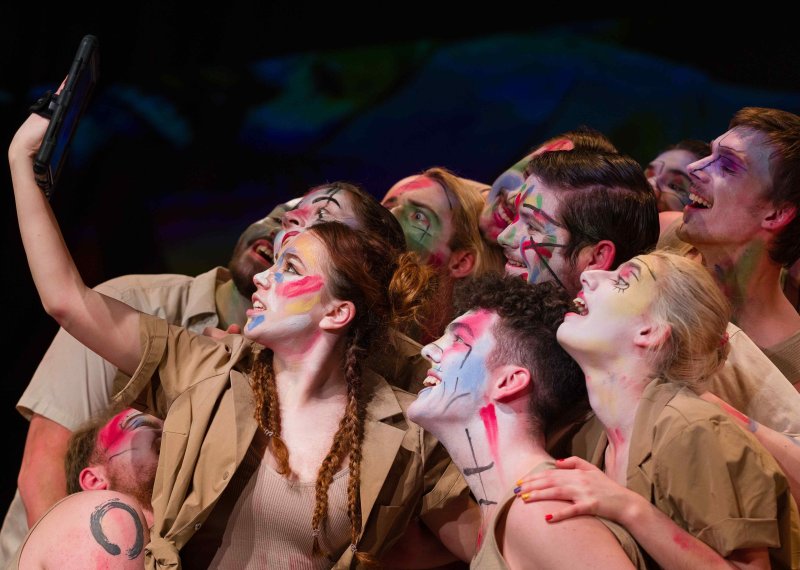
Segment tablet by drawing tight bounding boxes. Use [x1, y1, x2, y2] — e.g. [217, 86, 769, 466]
[33, 34, 99, 198]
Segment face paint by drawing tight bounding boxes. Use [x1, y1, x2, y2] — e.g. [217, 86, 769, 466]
[383, 175, 456, 266]
[498, 177, 571, 289]
[245, 233, 330, 346]
[408, 310, 499, 428]
[679, 128, 775, 254]
[275, 186, 360, 251]
[645, 149, 698, 213]
[558, 255, 660, 360]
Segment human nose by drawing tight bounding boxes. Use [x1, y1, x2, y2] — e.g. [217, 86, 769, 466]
[253, 268, 275, 289]
[282, 208, 305, 229]
[688, 155, 713, 185]
[421, 341, 443, 364]
[579, 269, 602, 291]
[497, 223, 516, 248]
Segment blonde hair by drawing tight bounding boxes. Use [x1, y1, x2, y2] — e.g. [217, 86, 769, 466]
[423, 166, 505, 277]
[646, 251, 731, 392]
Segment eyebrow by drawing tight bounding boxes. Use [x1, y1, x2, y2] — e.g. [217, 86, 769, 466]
[120, 412, 146, 430]
[447, 321, 475, 338]
[312, 195, 342, 208]
[713, 133, 748, 167]
[407, 199, 441, 224]
[282, 251, 307, 269]
[629, 257, 656, 280]
[522, 203, 561, 227]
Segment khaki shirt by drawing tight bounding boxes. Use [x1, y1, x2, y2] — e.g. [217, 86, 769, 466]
[115, 313, 471, 569]
[588, 379, 800, 567]
[0, 268, 227, 568]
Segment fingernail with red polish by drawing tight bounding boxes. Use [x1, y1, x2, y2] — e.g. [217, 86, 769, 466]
[545, 514, 553, 522]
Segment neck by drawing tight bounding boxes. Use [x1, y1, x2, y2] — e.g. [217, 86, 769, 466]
[578, 358, 649, 455]
[431, 402, 552, 526]
[699, 242, 800, 347]
[272, 333, 349, 407]
[214, 279, 251, 330]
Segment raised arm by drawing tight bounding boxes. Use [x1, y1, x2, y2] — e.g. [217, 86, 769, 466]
[10, 112, 142, 375]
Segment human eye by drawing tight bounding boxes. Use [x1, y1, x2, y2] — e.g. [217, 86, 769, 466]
[315, 207, 328, 220]
[611, 275, 630, 293]
[411, 209, 429, 225]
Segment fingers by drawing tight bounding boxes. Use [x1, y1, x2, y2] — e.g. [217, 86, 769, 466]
[554, 456, 596, 471]
[202, 326, 227, 340]
[541, 504, 592, 523]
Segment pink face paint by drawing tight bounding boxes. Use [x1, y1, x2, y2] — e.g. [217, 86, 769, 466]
[511, 191, 523, 223]
[479, 403, 499, 457]
[400, 176, 436, 192]
[276, 275, 324, 298]
[97, 409, 132, 453]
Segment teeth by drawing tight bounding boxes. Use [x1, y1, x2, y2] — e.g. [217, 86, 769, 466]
[573, 297, 588, 316]
[689, 192, 712, 208]
[505, 257, 525, 268]
[253, 301, 265, 310]
[423, 376, 441, 388]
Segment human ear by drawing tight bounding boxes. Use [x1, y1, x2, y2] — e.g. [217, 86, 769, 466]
[79, 466, 109, 491]
[491, 365, 531, 402]
[762, 203, 797, 232]
[448, 249, 476, 278]
[633, 321, 671, 350]
[575, 240, 616, 273]
[320, 300, 355, 331]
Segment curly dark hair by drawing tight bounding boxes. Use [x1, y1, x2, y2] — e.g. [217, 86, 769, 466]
[453, 274, 589, 436]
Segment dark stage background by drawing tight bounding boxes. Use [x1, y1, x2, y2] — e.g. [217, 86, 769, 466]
[3, 10, 800, 519]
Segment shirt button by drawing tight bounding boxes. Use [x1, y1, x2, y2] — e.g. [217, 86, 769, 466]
[194, 523, 202, 530]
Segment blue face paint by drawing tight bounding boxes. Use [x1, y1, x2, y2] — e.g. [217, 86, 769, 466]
[247, 314, 265, 331]
[273, 271, 284, 283]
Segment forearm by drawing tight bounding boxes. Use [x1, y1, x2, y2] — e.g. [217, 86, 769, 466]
[749, 424, 800, 502]
[18, 415, 71, 526]
[620, 497, 739, 570]
[9, 128, 86, 324]
[9, 115, 144, 375]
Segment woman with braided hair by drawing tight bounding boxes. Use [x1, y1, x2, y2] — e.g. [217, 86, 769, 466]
[10, 110, 476, 566]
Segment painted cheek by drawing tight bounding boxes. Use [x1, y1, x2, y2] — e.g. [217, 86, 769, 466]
[97, 411, 130, 453]
[246, 314, 265, 331]
[277, 275, 323, 298]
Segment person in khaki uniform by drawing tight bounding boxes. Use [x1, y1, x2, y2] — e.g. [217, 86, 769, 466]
[12, 407, 163, 569]
[516, 251, 799, 569]
[407, 275, 647, 570]
[10, 113, 478, 568]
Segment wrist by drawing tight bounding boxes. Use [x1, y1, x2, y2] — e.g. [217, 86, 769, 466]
[618, 489, 648, 528]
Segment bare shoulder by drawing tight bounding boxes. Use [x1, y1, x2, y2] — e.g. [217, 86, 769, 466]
[501, 499, 634, 569]
[18, 490, 149, 569]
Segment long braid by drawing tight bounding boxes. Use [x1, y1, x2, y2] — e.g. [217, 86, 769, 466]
[250, 349, 290, 474]
[342, 333, 374, 565]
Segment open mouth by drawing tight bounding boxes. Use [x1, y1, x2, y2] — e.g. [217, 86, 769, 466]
[250, 240, 274, 264]
[572, 296, 588, 316]
[687, 191, 713, 209]
[423, 369, 442, 388]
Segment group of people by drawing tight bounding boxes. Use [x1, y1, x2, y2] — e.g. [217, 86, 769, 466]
[3, 82, 800, 569]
